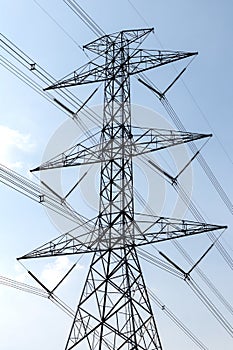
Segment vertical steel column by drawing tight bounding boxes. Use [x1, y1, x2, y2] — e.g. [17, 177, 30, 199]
[65, 246, 162, 350]
[98, 33, 134, 245]
[65, 33, 162, 350]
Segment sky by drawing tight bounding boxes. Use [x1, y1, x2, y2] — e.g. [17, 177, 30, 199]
[0, 1, 233, 349]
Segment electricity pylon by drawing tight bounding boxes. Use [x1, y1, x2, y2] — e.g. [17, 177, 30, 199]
[19, 28, 225, 349]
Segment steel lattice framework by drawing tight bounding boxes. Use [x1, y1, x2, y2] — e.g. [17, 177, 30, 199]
[19, 28, 226, 349]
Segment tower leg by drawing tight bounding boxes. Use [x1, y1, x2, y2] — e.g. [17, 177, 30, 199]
[65, 246, 163, 350]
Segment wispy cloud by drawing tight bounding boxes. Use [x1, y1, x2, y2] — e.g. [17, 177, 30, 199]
[12, 256, 83, 291]
[40, 256, 83, 289]
[0, 124, 35, 169]
[14, 263, 28, 283]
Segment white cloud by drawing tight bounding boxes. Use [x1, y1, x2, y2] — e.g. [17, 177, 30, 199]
[14, 263, 28, 283]
[40, 256, 83, 289]
[0, 125, 35, 169]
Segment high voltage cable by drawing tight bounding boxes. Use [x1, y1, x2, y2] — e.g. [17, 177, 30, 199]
[148, 288, 209, 350]
[0, 270, 208, 349]
[187, 278, 233, 337]
[63, 0, 105, 37]
[0, 275, 48, 298]
[0, 274, 75, 318]
[163, 96, 233, 212]
[137, 73, 233, 270]
[163, 102, 233, 269]
[174, 182, 233, 270]
[127, 0, 233, 167]
[140, 73, 233, 216]
[0, 34, 103, 150]
[0, 51, 99, 148]
[133, 167, 233, 318]
[180, 79, 233, 167]
[32, 0, 84, 51]
[138, 241, 233, 336]
[0, 33, 103, 129]
[171, 238, 233, 316]
[137, 247, 184, 279]
[138, 244, 233, 336]
[128, 0, 233, 252]
[139, 149, 233, 272]
[0, 163, 94, 227]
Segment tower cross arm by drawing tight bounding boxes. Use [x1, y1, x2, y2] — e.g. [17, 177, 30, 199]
[31, 128, 210, 172]
[128, 49, 197, 76]
[18, 214, 227, 260]
[132, 127, 211, 155]
[44, 58, 108, 90]
[134, 214, 227, 245]
[44, 50, 197, 91]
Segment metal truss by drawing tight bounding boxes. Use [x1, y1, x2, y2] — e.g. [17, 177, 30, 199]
[19, 215, 225, 259]
[64, 245, 162, 350]
[19, 28, 225, 349]
[31, 128, 211, 171]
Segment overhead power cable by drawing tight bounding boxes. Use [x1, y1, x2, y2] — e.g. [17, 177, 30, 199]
[0, 163, 93, 228]
[0, 50, 100, 147]
[172, 238, 233, 316]
[187, 278, 233, 337]
[137, 247, 184, 279]
[139, 148, 233, 272]
[32, 0, 84, 51]
[138, 75, 233, 270]
[0, 33, 103, 135]
[139, 229, 233, 341]
[139, 73, 233, 216]
[1, 268, 208, 349]
[134, 171, 233, 318]
[181, 79, 233, 167]
[0, 275, 48, 298]
[0, 274, 75, 318]
[128, 0, 233, 167]
[158, 250, 233, 337]
[63, 0, 105, 37]
[148, 288, 209, 350]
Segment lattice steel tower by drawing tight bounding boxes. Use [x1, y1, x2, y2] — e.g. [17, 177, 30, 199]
[19, 28, 225, 349]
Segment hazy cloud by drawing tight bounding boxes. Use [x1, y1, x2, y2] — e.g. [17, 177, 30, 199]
[40, 256, 83, 289]
[0, 124, 35, 169]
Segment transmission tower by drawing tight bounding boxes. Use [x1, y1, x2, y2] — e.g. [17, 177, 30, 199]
[19, 28, 225, 349]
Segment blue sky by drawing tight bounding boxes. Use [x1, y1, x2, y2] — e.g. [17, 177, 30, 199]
[0, 1, 233, 349]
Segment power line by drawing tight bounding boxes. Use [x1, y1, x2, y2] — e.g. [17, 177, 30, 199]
[133, 162, 233, 317]
[127, 0, 233, 167]
[32, 0, 84, 51]
[63, 0, 105, 37]
[0, 33, 103, 144]
[148, 288, 209, 350]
